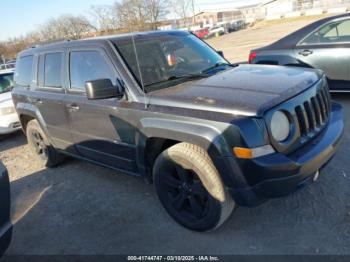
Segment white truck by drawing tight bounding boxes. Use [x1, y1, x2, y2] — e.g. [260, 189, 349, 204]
[0, 68, 21, 135]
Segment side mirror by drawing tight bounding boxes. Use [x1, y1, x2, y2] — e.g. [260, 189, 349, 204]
[217, 51, 224, 58]
[85, 79, 124, 100]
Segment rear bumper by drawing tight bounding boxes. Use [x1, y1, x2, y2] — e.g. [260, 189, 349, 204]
[227, 102, 344, 206]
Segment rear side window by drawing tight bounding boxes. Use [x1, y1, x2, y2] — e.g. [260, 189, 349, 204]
[15, 56, 34, 86]
[44, 53, 62, 88]
[69, 51, 115, 90]
[301, 19, 350, 45]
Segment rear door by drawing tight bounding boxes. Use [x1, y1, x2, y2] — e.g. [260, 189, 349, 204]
[295, 18, 350, 89]
[64, 47, 138, 173]
[31, 51, 73, 151]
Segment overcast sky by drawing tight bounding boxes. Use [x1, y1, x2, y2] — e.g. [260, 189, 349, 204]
[0, 0, 262, 41]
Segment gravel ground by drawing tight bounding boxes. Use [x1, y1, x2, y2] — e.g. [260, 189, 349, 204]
[1, 15, 350, 255]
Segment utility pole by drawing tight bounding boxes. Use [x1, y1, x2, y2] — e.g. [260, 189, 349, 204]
[191, 0, 196, 26]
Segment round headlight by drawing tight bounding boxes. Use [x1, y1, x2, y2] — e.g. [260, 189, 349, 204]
[270, 111, 290, 142]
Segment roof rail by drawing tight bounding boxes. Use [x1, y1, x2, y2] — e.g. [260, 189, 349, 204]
[30, 38, 72, 49]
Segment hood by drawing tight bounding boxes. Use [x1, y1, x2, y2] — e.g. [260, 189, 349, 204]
[149, 64, 322, 117]
[0, 92, 14, 108]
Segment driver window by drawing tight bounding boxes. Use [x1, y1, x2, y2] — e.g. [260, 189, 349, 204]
[70, 50, 116, 91]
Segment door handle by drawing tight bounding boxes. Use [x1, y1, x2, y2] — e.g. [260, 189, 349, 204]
[66, 103, 80, 111]
[299, 50, 313, 56]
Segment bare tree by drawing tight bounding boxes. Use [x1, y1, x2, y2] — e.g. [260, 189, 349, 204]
[114, 0, 168, 32]
[144, 0, 168, 30]
[40, 14, 96, 40]
[90, 5, 120, 32]
[116, 0, 147, 32]
[170, 0, 195, 28]
[0, 0, 170, 59]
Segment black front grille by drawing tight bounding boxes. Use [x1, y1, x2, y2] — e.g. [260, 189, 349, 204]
[295, 83, 331, 137]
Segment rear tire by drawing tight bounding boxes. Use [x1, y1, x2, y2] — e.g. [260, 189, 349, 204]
[26, 119, 64, 167]
[153, 142, 235, 232]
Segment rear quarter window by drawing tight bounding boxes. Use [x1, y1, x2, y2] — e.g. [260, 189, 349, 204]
[14, 55, 34, 87]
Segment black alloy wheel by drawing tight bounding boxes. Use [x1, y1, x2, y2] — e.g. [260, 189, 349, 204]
[154, 142, 235, 231]
[161, 164, 210, 222]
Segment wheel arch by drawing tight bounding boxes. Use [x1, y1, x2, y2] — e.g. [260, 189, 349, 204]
[136, 118, 236, 185]
[16, 103, 50, 140]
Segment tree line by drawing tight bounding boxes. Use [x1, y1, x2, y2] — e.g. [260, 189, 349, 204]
[0, 0, 195, 60]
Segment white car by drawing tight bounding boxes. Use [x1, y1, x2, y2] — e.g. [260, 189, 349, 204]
[0, 69, 21, 135]
[208, 26, 225, 37]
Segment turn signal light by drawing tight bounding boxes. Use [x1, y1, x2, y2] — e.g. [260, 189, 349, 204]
[233, 147, 253, 159]
[234, 145, 275, 159]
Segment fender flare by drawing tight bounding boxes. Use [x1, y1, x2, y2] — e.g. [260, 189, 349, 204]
[16, 103, 53, 143]
[136, 118, 244, 188]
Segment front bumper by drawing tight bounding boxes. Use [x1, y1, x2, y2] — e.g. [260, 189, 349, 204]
[0, 113, 21, 135]
[228, 102, 344, 206]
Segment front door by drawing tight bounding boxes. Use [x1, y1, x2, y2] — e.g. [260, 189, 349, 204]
[64, 48, 138, 173]
[294, 18, 350, 90]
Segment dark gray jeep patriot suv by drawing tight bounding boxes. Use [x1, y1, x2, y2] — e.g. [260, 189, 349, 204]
[12, 31, 343, 231]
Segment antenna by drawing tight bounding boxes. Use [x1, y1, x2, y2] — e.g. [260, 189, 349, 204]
[131, 33, 148, 109]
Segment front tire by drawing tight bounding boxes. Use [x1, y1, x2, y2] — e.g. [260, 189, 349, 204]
[26, 119, 63, 167]
[153, 142, 235, 232]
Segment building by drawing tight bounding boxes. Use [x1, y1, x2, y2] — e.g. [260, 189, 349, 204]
[239, 3, 267, 23]
[161, 0, 350, 31]
[261, 0, 350, 20]
[194, 10, 244, 28]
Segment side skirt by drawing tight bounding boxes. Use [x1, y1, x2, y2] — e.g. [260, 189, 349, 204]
[58, 150, 143, 178]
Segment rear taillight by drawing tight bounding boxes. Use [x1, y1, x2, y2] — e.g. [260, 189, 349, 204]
[249, 51, 257, 64]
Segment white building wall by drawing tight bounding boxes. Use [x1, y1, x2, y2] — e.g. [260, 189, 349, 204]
[265, 0, 294, 16]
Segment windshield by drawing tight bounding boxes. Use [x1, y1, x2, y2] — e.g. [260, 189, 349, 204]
[0, 73, 14, 94]
[113, 32, 228, 93]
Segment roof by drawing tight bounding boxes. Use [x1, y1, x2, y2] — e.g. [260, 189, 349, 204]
[18, 30, 190, 57]
[199, 8, 239, 13]
[199, 0, 265, 11]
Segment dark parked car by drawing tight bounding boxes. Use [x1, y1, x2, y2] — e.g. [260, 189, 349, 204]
[228, 20, 246, 32]
[0, 162, 12, 256]
[12, 31, 343, 231]
[249, 13, 350, 91]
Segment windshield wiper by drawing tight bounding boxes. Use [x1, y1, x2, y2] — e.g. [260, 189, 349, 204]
[201, 62, 237, 74]
[145, 73, 208, 88]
